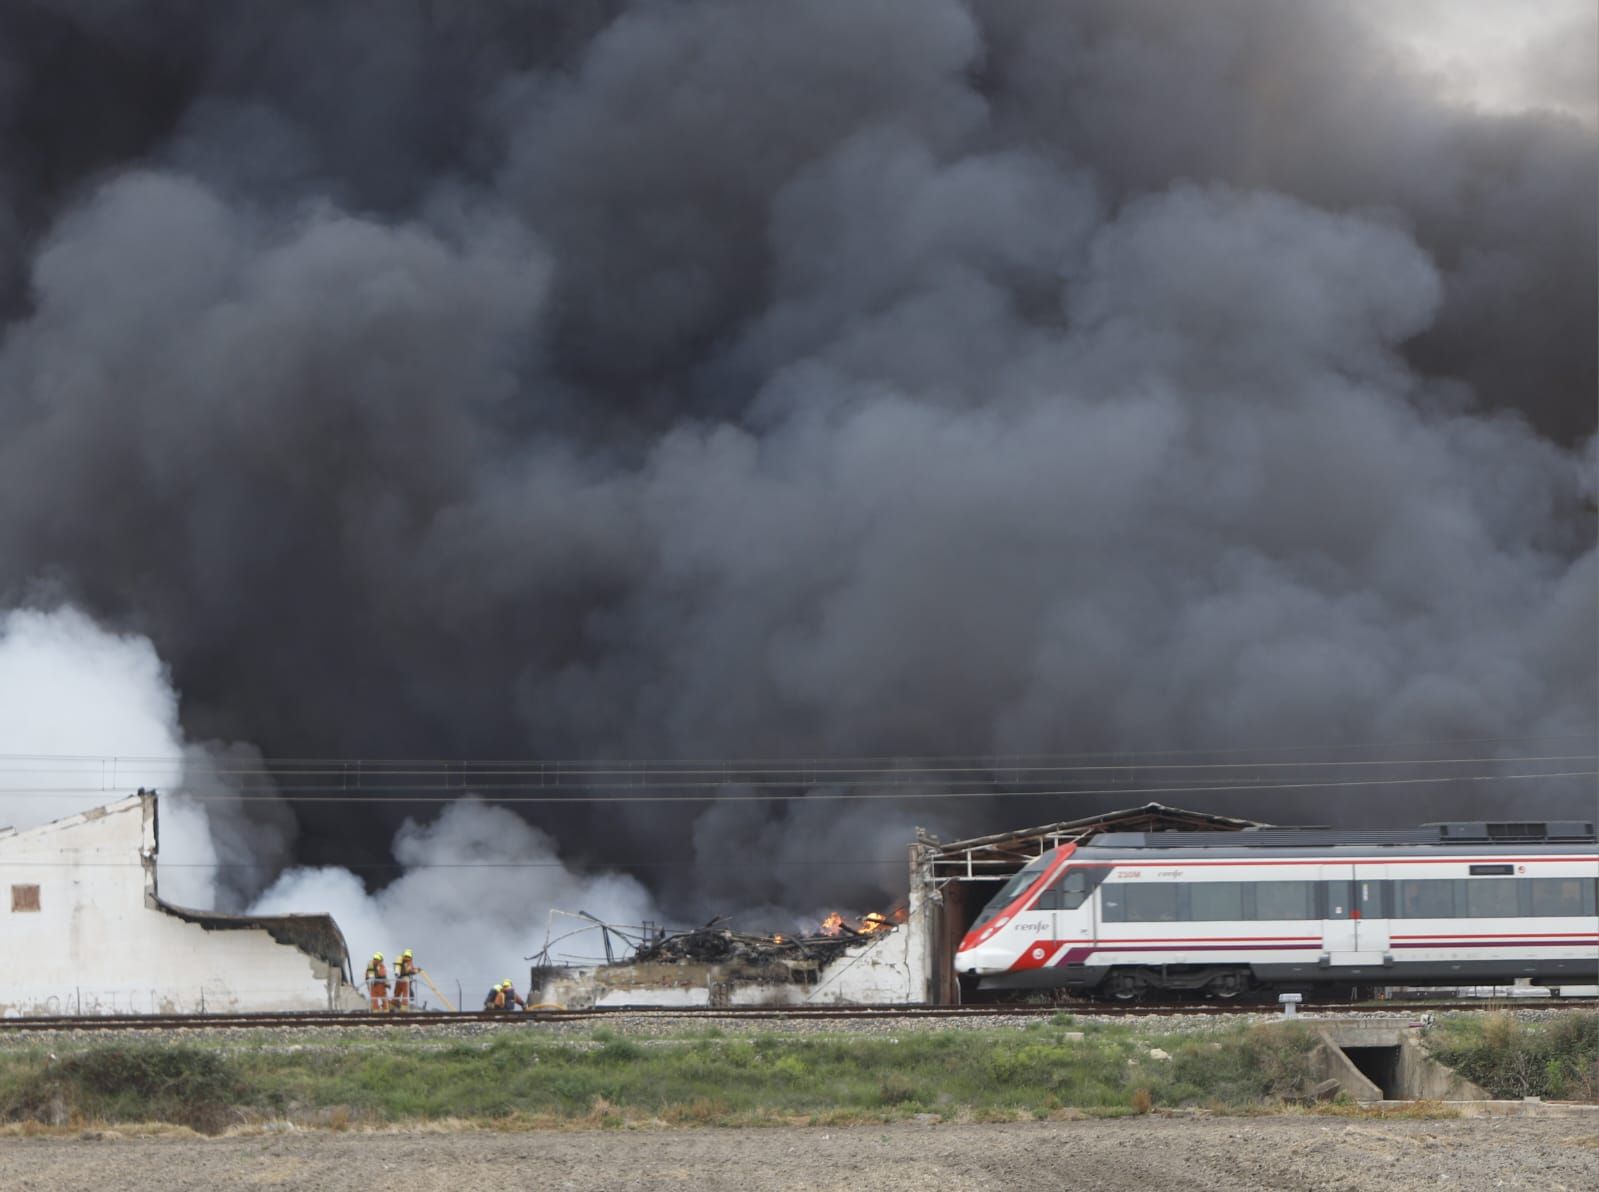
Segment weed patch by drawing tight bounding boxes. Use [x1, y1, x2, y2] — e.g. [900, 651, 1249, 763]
[1427, 1012, 1598, 1100]
[0, 1046, 244, 1134]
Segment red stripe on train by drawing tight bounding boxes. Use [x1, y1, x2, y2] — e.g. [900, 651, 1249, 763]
[1391, 932, 1599, 940]
[1091, 856, 1597, 867]
[1389, 938, 1598, 949]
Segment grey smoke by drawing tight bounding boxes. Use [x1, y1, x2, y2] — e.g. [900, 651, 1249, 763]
[0, 1, 1593, 921]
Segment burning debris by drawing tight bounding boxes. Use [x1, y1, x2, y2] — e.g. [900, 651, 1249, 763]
[631, 910, 905, 967]
[817, 909, 905, 938]
[525, 907, 912, 1008]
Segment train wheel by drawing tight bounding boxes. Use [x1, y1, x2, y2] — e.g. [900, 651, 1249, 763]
[1207, 970, 1250, 1000]
[1106, 970, 1143, 1001]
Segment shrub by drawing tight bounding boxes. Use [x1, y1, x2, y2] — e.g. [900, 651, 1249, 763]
[1430, 1012, 1599, 1100]
[595, 1039, 642, 1064]
[1, 1046, 244, 1134]
[1167, 1024, 1313, 1104]
[877, 1076, 920, 1106]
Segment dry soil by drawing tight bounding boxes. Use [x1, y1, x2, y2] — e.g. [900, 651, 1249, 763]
[2, 1115, 1595, 1191]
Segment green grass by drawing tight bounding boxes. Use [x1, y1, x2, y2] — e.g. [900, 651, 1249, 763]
[1425, 1011, 1598, 1101]
[0, 1020, 1323, 1133]
[0, 1044, 242, 1134]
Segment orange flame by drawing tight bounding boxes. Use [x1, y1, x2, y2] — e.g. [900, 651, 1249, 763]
[815, 909, 901, 937]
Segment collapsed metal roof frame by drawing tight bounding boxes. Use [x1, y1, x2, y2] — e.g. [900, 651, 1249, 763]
[140, 792, 358, 981]
[920, 801, 1269, 883]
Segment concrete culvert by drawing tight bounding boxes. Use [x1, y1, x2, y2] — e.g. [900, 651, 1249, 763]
[1341, 1045, 1402, 1099]
[1314, 1025, 1491, 1103]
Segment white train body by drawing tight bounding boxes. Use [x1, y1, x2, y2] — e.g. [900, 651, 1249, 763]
[955, 823, 1598, 999]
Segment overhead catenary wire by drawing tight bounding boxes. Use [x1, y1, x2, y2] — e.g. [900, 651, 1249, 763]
[0, 737, 1594, 784]
[0, 752, 1594, 781]
[0, 767, 1592, 804]
[0, 730, 1591, 769]
[0, 858, 930, 869]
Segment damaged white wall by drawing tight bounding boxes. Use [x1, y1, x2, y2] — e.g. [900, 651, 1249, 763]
[805, 860, 935, 1004]
[1, 794, 365, 1015]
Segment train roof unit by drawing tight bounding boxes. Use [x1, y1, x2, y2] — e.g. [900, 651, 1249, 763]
[1094, 821, 1597, 850]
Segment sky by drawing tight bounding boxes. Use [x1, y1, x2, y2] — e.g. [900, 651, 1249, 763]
[1379, 0, 1597, 124]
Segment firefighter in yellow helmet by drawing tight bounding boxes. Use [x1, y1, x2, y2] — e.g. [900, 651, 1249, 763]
[482, 978, 526, 1013]
[393, 949, 418, 1011]
[364, 952, 389, 1013]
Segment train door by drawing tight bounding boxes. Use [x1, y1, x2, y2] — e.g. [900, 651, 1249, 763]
[1321, 866, 1358, 959]
[1321, 865, 1388, 964]
[1050, 868, 1097, 946]
[1353, 870, 1389, 957]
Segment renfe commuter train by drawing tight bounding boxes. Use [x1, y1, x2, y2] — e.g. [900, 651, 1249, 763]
[956, 821, 1599, 999]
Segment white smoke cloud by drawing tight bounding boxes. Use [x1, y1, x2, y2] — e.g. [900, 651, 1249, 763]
[0, 606, 228, 906]
[0, 604, 661, 1000]
[0, 605, 183, 818]
[254, 799, 660, 1004]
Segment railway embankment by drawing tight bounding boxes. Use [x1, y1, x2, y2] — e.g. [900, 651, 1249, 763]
[1, 1011, 1591, 1135]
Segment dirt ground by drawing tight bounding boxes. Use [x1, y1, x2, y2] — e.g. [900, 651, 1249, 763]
[1, 1116, 1595, 1191]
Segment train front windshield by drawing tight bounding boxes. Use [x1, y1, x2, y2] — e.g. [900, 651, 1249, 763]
[969, 853, 1052, 931]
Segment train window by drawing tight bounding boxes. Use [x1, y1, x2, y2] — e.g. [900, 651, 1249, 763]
[1528, 878, 1588, 917]
[1325, 880, 1352, 919]
[1459, 879, 1518, 918]
[1253, 881, 1316, 921]
[970, 855, 1051, 929]
[1057, 869, 1090, 910]
[1358, 880, 1386, 919]
[1187, 882, 1245, 921]
[1395, 880, 1454, 918]
[1035, 868, 1093, 911]
[1119, 882, 1180, 923]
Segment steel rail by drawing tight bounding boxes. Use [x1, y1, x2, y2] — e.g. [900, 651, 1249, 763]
[2, 999, 1593, 1031]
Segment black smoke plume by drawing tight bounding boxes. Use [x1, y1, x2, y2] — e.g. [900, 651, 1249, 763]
[0, 1, 1593, 920]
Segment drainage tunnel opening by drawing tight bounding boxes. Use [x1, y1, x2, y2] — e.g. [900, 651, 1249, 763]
[1342, 1046, 1403, 1099]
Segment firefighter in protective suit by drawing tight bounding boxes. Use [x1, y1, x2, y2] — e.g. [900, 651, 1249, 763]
[482, 979, 525, 1012]
[364, 953, 389, 1012]
[393, 949, 418, 1010]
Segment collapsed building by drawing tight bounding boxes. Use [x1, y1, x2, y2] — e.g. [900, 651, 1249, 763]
[529, 910, 925, 1008]
[0, 792, 365, 1016]
[530, 803, 1262, 1007]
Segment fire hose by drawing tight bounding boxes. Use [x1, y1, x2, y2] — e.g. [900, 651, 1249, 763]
[416, 968, 457, 1012]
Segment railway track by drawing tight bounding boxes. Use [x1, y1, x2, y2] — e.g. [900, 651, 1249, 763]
[3, 998, 1593, 1032]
